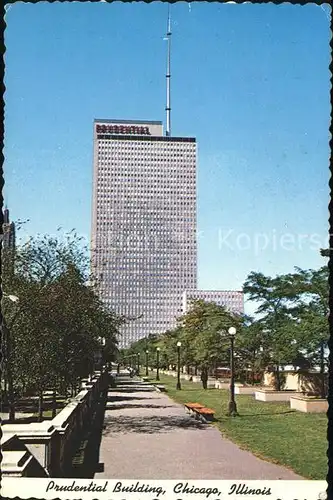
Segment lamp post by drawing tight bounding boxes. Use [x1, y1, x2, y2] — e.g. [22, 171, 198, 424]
[156, 348, 160, 381]
[137, 352, 140, 376]
[2, 294, 19, 423]
[145, 350, 149, 376]
[320, 340, 326, 399]
[228, 327, 238, 416]
[176, 341, 182, 390]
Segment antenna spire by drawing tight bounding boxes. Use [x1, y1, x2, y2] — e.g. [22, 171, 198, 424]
[165, 5, 172, 137]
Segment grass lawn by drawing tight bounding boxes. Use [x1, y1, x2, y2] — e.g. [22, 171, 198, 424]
[142, 371, 327, 479]
[32, 408, 63, 419]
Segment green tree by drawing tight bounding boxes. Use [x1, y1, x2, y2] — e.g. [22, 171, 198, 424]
[243, 267, 329, 391]
[2, 232, 123, 420]
[236, 317, 270, 385]
[178, 300, 241, 388]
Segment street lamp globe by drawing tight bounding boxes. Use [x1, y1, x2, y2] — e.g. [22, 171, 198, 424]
[156, 347, 160, 351]
[228, 327, 237, 336]
[146, 350, 149, 354]
[5, 294, 19, 303]
[177, 341, 182, 347]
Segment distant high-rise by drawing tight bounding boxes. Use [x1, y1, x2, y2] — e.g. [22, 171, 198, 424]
[182, 290, 244, 316]
[2, 208, 15, 250]
[91, 119, 197, 348]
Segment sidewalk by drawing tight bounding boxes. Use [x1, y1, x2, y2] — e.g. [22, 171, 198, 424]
[95, 374, 302, 479]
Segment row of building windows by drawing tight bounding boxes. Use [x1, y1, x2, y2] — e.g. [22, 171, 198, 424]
[97, 173, 196, 180]
[97, 165, 196, 172]
[96, 135, 195, 144]
[97, 140, 195, 147]
[98, 150, 195, 155]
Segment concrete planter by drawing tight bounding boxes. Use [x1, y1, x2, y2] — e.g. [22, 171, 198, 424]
[255, 389, 301, 402]
[183, 374, 192, 381]
[192, 375, 201, 383]
[180, 374, 187, 380]
[207, 379, 216, 388]
[215, 381, 230, 390]
[290, 396, 328, 413]
[235, 385, 258, 395]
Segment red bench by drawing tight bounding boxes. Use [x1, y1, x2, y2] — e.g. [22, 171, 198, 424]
[184, 402, 215, 422]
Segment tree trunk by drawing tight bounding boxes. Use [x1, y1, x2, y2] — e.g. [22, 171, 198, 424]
[195, 365, 198, 375]
[276, 364, 281, 391]
[201, 367, 208, 389]
[7, 364, 15, 422]
[2, 372, 8, 405]
[52, 388, 57, 419]
[251, 357, 256, 386]
[38, 390, 44, 422]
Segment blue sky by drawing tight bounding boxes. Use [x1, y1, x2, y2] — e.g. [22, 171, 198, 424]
[4, 2, 331, 308]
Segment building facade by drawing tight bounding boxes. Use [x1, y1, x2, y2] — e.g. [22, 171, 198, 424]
[91, 119, 197, 348]
[182, 289, 244, 315]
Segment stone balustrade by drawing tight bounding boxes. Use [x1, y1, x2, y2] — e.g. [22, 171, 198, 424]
[1, 370, 108, 477]
[2, 432, 50, 477]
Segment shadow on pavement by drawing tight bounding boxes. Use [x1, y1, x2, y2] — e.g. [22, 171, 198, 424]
[102, 414, 206, 434]
[107, 395, 160, 402]
[109, 388, 156, 393]
[106, 403, 176, 410]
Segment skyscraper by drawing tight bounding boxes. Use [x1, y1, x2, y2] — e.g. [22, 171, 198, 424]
[2, 208, 16, 277]
[2, 208, 16, 250]
[91, 119, 197, 347]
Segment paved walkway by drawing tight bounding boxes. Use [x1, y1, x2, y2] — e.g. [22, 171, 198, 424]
[95, 374, 302, 479]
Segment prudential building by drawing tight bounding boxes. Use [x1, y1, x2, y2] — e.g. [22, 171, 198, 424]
[91, 119, 197, 348]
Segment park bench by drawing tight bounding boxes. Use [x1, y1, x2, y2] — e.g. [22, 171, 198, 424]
[184, 402, 215, 422]
[155, 385, 166, 392]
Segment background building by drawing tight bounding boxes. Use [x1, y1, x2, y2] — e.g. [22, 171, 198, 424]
[91, 119, 197, 348]
[2, 208, 16, 250]
[182, 289, 244, 315]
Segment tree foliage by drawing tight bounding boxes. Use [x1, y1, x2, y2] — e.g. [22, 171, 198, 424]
[2, 232, 125, 407]
[121, 265, 328, 392]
